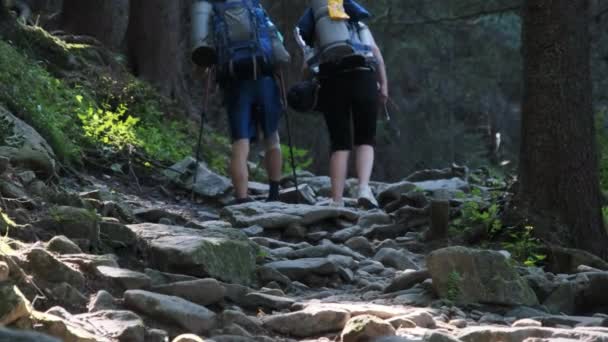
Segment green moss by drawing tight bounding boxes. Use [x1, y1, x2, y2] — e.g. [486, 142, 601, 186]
[0, 23, 230, 168]
[0, 39, 86, 162]
[190, 229, 257, 285]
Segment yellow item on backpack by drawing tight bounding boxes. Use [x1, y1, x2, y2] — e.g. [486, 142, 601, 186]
[328, 0, 350, 20]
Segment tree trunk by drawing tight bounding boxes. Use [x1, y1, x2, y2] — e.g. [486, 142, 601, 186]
[518, 0, 608, 258]
[60, 0, 129, 50]
[126, 0, 193, 113]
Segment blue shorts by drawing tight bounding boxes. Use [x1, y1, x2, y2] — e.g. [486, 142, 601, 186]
[224, 76, 283, 142]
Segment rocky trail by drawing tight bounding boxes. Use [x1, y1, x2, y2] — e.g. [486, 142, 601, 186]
[1, 139, 608, 342]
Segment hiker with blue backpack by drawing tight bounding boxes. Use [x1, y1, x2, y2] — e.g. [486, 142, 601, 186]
[191, 0, 291, 204]
[293, 0, 389, 208]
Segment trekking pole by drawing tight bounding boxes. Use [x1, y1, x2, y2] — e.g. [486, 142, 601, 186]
[384, 100, 401, 141]
[192, 67, 213, 200]
[279, 68, 300, 204]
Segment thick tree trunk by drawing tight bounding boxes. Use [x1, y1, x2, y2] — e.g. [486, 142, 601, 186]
[126, 0, 193, 113]
[60, 0, 129, 50]
[518, 0, 608, 258]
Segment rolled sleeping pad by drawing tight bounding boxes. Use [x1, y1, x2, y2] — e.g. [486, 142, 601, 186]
[191, 0, 217, 67]
[310, 0, 354, 63]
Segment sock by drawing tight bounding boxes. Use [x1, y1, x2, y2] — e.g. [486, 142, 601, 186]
[267, 181, 280, 202]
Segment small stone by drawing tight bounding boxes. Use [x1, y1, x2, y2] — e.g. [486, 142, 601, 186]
[345, 236, 374, 256]
[100, 218, 137, 247]
[25, 248, 85, 289]
[0, 157, 9, 174]
[50, 282, 87, 308]
[124, 290, 217, 334]
[512, 318, 542, 327]
[374, 248, 418, 270]
[393, 310, 436, 329]
[221, 310, 265, 336]
[0, 261, 9, 282]
[243, 292, 295, 310]
[0, 326, 60, 342]
[46, 236, 83, 255]
[341, 315, 396, 342]
[96, 266, 151, 290]
[145, 268, 198, 286]
[173, 334, 205, 342]
[384, 270, 430, 293]
[263, 308, 351, 338]
[151, 278, 225, 306]
[17, 171, 36, 185]
[386, 316, 417, 329]
[74, 310, 146, 342]
[242, 225, 264, 237]
[284, 223, 307, 239]
[159, 218, 173, 225]
[145, 329, 169, 342]
[88, 290, 116, 312]
[279, 184, 317, 205]
[449, 319, 468, 328]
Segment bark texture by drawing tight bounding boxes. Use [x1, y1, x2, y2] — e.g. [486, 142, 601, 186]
[126, 0, 194, 113]
[60, 0, 129, 50]
[518, 0, 608, 258]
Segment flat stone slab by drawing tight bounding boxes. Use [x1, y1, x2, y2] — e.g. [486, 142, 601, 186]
[220, 202, 359, 229]
[127, 223, 257, 285]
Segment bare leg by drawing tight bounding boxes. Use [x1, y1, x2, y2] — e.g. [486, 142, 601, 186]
[356, 145, 375, 188]
[330, 150, 350, 202]
[264, 133, 283, 182]
[230, 139, 250, 199]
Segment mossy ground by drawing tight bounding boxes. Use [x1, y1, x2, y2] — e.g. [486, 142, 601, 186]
[0, 20, 231, 173]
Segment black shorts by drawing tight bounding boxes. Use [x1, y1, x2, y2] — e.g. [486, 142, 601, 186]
[319, 69, 379, 152]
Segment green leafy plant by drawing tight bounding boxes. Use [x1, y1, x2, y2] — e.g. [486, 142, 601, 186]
[446, 271, 462, 301]
[596, 109, 608, 191]
[502, 225, 546, 267]
[77, 98, 141, 150]
[451, 200, 502, 236]
[281, 144, 313, 174]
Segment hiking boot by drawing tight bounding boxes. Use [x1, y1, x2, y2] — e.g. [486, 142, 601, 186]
[357, 185, 378, 209]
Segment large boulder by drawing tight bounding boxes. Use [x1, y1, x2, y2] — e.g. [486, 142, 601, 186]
[127, 223, 257, 285]
[38, 206, 100, 248]
[221, 201, 359, 229]
[426, 246, 538, 306]
[0, 285, 31, 325]
[0, 327, 60, 342]
[164, 157, 232, 198]
[0, 107, 56, 176]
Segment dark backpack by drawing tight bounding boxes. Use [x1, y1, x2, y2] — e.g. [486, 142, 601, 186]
[211, 0, 274, 82]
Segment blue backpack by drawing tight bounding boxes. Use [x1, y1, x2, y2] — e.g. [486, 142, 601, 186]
[211, 0, 274, 82]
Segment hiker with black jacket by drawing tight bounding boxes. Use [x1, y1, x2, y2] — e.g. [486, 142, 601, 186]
[295, 0, 388, 208]
[191, 0, 290, 204]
